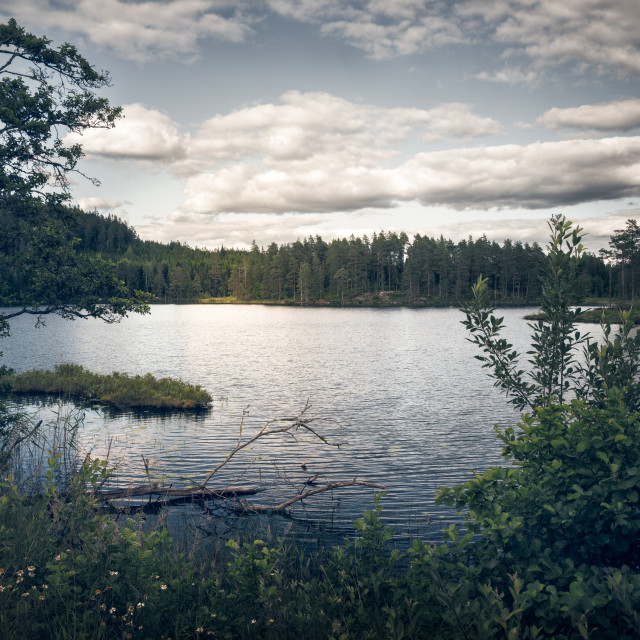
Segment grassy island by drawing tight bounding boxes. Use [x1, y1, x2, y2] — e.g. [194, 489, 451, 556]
[0, 363, 212, 410]
[524, 306, 640, 324]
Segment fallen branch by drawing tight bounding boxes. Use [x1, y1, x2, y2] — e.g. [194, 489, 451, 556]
[94, 484, 266, 501]
[85, 403, 384, 515]
[237, 480, 388, 513]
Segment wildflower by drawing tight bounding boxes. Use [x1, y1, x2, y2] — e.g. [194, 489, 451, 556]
[137, 602, 144, 608]
[109, 607, 116, 614]
[22, 592, 29, 597]
[0, 586, 5, 592]
[251, 619, 256, 624]
[95, 589, 101, 595]
[99, 604, 106, 611]
[100, 622, 106, 627]
[42, 584, 48, 589]
[161, 584, 167, 590]
[31, 585, 36, 590]
[16, 570, 23, 576]
[39, 595, 45, 601]
[55, 555, 61, 561]
[0, 568, 4, 576]
[269, 618, 274, 623]
[27, 566, 35, 572]
[210, 613, 216, 618]
[196, 628, 204, 633]
[28, 572, 35, 578]
[128, 605, 134, 614]
[109, 571, 118, 576]
[16, 577, 23, 584]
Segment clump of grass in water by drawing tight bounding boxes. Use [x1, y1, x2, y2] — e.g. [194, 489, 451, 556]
[0, 364, 212, 410]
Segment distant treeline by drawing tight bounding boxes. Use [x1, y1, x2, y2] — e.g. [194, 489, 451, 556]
[2, 209, 613, 305]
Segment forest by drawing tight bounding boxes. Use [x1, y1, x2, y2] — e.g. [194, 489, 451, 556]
[1, 206, 618, 306]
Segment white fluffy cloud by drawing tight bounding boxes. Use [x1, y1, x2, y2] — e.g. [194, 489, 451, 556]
[65, 104, 187, 161]
[178, 91, 502, 173]
[70, 93, 640, 216]
[400, 137, 640, 209]
[463, 0, 640, 77]
[1, 0, 254, 62]
[77, 197, 130, 211]
[538, 99, 640, 133]
[5, 0, 638, 77]
[177, 136, 640, 215]
[266, 0, 640, 76]
[137, 212, 329, 250]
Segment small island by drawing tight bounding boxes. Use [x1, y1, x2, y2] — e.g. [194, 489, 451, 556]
[0, 364, 212, 410]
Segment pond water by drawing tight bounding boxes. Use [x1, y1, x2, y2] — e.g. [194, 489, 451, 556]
[1, 304, 588, 541]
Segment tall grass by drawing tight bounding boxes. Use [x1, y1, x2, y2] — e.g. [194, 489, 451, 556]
[1, 364, 212, 410]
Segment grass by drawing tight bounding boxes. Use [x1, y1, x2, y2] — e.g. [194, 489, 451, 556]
[524, 306, 640, 324]
[0, 364, 212, 410]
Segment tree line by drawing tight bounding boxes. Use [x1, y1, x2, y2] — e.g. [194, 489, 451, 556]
[3, 207, 614, 306]
[0, 208, 614, 306]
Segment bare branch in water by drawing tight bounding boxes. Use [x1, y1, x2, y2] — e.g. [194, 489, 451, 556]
[88, 403, 383, 513]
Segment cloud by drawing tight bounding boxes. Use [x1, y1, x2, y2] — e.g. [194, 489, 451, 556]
[1, 0, 255, 62]
[175, 91, 502, 175]
[135, 208, 637, 253]
[402, 137, 640, 210]
[177, 136, 640, 215]
[267, 0, 640, 77]
[77, 197, 130, 211]
[6, 0, 639, 76]
[426, 212, 634, 254]
[62, 92, 640, 217]
[137, 212, 329, 250]
[475, 67, 538, 85]
[538, 99, 640, 133]
[65, 104, 187, 161]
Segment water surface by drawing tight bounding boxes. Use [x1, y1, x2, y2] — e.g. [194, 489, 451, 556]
[3, 304, 566, 538]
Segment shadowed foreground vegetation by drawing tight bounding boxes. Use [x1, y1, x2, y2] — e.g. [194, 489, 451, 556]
[0, 364, 212, 410]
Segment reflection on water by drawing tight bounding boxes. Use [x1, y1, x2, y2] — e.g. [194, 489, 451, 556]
[3, 304, 596, 539]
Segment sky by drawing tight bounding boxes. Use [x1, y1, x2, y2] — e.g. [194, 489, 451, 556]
[3, 0, 640, 253]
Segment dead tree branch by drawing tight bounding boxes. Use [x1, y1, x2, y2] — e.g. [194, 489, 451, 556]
[86, 403, 384, 514]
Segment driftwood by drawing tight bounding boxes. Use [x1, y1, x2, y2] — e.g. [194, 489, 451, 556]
[237, 480, 387, 513]
[92, 402, 386, 514]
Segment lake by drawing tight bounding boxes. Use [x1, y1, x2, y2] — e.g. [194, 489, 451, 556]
[1, 304, 577, 540]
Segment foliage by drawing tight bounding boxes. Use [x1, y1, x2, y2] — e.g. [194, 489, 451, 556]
[1, 363, 212, 410]
[0, 19, 147, 337]
[608, 220, 640, 306]
[434, 214, 640, 637]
